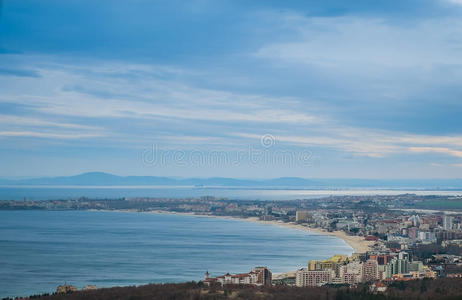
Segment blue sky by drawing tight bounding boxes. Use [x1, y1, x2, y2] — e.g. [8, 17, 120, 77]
[1, 0, 462, 178]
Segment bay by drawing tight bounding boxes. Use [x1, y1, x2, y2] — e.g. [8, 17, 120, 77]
[0, 210, 352, 298]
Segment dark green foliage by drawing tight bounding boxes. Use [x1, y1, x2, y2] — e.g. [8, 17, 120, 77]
[22, 278, 462, 300]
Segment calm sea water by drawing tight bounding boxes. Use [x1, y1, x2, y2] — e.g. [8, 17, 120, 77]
[0, 210, 352, 298]
[1, 186, 461, 201]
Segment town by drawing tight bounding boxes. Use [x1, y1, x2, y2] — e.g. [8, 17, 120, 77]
[2, 193, 462, 292]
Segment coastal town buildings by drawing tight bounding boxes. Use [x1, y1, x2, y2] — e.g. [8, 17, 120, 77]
[295, 269, 333, 287]
[443, 215, 454, 230]
[294, 252, 431, 287]
[4, 194, 462, 290]
[362, 260, 379, 282]
[56, 284, 78, 294]
[295, 211, 309, 222]
[204, 267, 272, 286]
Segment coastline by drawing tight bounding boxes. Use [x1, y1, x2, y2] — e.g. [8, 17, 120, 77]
[109, 209, 374, 254]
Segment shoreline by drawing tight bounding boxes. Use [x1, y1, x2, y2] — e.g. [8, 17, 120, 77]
[101, 209, 374, 254]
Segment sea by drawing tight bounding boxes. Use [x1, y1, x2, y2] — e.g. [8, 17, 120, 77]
[0, 210, 352, 298]
[1, 186, 461, 298]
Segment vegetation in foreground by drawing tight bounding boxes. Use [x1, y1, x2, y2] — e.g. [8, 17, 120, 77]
[6, 278, 462, 300]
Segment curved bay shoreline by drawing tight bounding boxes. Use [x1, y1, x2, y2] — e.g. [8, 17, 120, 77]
[102, 209, 374, 255]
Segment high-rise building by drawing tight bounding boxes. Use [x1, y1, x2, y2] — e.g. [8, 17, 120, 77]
[443, 215, 454, 230]
[308, 260, 322, 271]
[385, 252, 410, 278]
[369, 254, 394, 265]
[295, 269, 333, 287]
[418, 231, 437, 243]
[408, 227, 418, 240]
[296, 211, 309, 222]
[409, 261, 424, 272]
[253, 267, 272, 286]
[340, 261, 363, 284]
[362, 259, 379, 282]
[408, 215, 420, 227]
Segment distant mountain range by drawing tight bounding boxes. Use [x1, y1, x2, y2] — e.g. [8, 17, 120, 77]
[1, 172, 462, 189]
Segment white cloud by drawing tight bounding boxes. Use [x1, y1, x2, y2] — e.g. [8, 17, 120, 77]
[408, 147, 462, 158]
[256, 15, 462, 68]
[0, 58, 320, 126]
[448, 0, 462, 5]
[235, 130, 462, 159]
[2, 55, 462, 162]
[254, 14, 462, 101]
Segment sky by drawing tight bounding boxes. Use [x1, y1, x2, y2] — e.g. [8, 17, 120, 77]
[0, 0, 462, 179]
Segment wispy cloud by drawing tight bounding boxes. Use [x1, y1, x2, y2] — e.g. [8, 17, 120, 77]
[408, 147, 462, 158]
[0, 115, 101, 130]
[1, 1, 462, 177]
[0, 131, 104, 139]
[256, 15, 462, 69]
[235, 130, 462, 159]
[255, 14, 462, 108]
[0, 57, 321, 126]
[234, 132, 397, 158]
[2, 55, 462, 162]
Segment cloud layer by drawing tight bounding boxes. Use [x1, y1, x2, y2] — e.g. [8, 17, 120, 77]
[1, 0, 462, 178]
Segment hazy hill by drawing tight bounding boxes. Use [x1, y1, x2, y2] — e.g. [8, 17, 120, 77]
[0, 172, 462, 189]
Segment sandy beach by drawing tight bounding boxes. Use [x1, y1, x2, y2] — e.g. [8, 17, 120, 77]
[144, 210, 374, 254]
[249, 219, 375, 254]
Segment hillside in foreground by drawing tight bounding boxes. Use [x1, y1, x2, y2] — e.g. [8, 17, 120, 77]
[10, 278, 462, 300]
